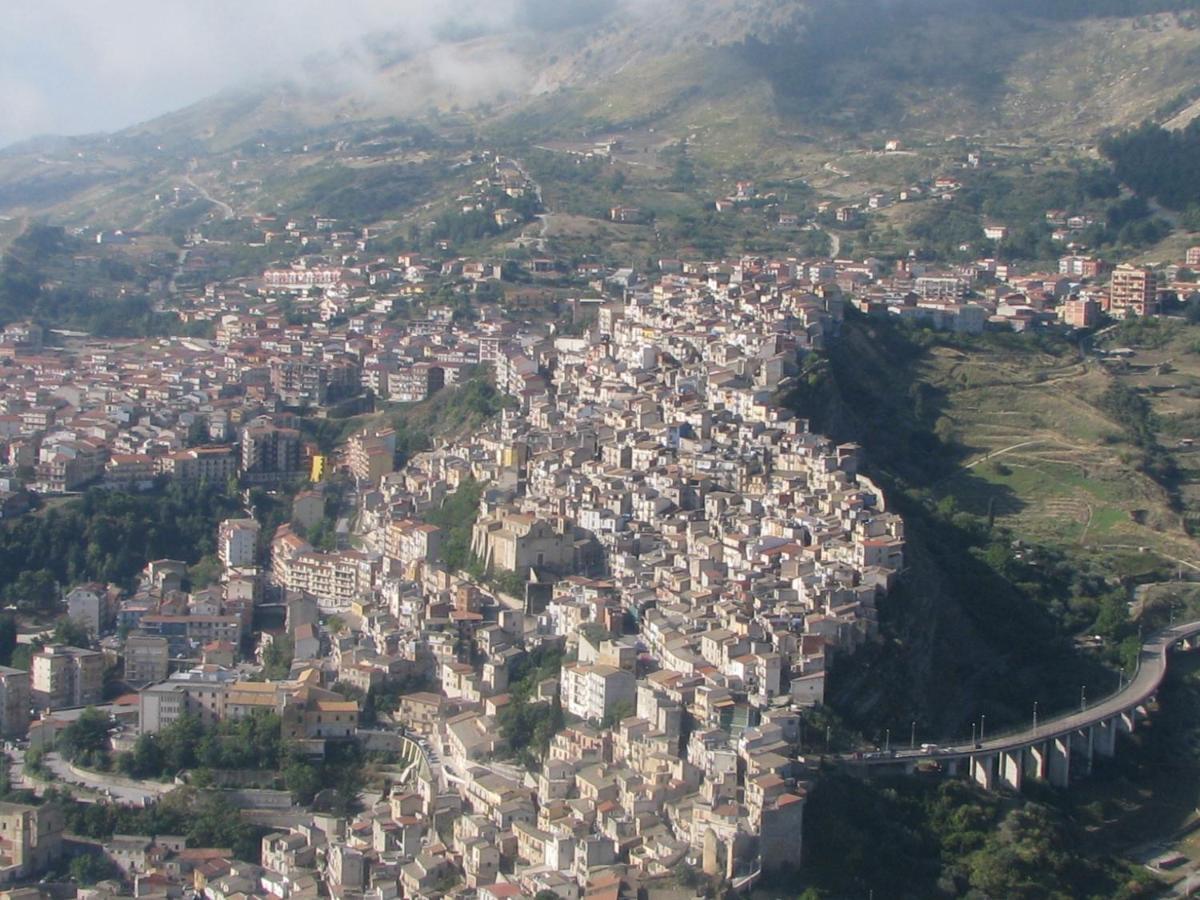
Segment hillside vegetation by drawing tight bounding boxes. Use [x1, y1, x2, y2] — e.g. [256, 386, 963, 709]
[787, 315, 1200, 740]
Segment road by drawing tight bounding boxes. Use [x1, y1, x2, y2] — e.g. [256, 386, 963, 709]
[851, 619, 1200, 766]
[184, 172, 234, 220]
[963, 439, 1044, 469]
[40, 751, 172, 805]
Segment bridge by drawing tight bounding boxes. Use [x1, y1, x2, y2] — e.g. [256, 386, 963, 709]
[845, 620, 1200, 790]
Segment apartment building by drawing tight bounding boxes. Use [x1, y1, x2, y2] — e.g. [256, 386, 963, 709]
[241, 423, 302, 482]
[30, 645, 103, 710]
[348, 428, 397, 486]
[124, 634, 170, 686]
[560, 664, 636, 723]
[1108, 264, 1158, 318]
[219, 517, 261, 568]
[272, 526, 377, 612]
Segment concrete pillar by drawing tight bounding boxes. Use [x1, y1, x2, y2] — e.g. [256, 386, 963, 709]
[1071, 727, 1094, 776]
[970, 754, 995, 791]
[1119, 710, 1136, 733]
[1029, 743, 1048, 781]
[1095, 718, 1117, 757]
[1048, 737, 1071, 788]
[1000, 750, 1023, 791]
[945, 757, 961, 777]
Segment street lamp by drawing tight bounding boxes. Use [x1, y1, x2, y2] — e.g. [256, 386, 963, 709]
[1033, 700, 1039, 731]
[971, 721, 977, 747]
[1081, 685, 1087, 712]
[885, 728, 891, 752]
[980, 714, 986, 743]
[911, 720, 917, 751]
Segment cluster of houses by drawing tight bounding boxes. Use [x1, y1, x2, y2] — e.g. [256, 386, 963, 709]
[6, 132, 1197, 895]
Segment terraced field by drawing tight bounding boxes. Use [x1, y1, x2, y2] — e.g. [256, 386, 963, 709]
[929, 325, 1200, 568]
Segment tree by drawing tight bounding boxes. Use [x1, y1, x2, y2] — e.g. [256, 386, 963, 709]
[53, 617, 92, 649]
[601, 699, 635, 729]
[283, 751, 322, 804]
[70, 852, 120, 886]
[5, 569, 59, 613]
[262, 636, 294, 680]
[58, 708, 112, 767]
[123, 734, 163, 779]
[0, 615, 16, 666]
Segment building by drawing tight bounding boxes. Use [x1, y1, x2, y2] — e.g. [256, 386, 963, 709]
[1108, 264, 1158, 318]
[138, 615, 242, 656]
[387, 364, 445, 404]
[292, 490, 325, 530]
[271, 526, 377, 613]
[124, 634, 170, 686]
[348, 429, 397, 487]
[470, 513, 575, 576]
[30, 645, 103, 710]
[163, 446, 239, 486]
[0, 801, 64, 882]
[219, 518, 261, 569]
[1186, 246, 1200, 267]
[384, 520, 442, 569]
[1059, 296, 1101, 329]
[560, 663, 636, 723]
[241, 423, 302, 482]
[1059, 255, 1108, 280]
[0, 667, 30, 737]
[139, 675, 358, 748]
[65, 583, 105, 636]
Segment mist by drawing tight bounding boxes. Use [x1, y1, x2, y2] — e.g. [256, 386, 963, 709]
[0, 0, 527, 150]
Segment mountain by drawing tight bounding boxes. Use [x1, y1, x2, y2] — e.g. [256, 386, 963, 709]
[3, 0, 1200, 235]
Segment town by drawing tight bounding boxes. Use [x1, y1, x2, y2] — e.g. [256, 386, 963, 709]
[0, 146, 1195, 900]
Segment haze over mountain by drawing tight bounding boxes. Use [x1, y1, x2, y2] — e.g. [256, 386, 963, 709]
[7, 0, 1200, 152]
[3, 0, 1200, 234]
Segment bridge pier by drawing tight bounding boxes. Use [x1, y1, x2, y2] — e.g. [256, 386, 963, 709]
[999, 749, 1023, 791]
[1094, 717, 1118, 757]
[1048, 737, 1071, 788]
[1119, 710, 1136, 733]
[970, 754, 996, 790]
[1029, 743, 1048, 781]
[1072, 728, 1094, 776]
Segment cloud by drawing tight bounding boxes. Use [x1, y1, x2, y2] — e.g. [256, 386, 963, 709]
[0, 0, 498, 148]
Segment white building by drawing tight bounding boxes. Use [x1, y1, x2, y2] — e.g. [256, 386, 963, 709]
[560, 663, 635, 723]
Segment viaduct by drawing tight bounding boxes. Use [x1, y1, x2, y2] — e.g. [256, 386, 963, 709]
[845, 620, 1200, 790]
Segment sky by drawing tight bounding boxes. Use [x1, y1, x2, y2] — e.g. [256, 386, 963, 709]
[0, 0, 490, 149]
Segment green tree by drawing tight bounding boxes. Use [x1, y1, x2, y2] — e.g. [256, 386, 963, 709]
[69, 852, 120, 885]
[0, 615, 16, 666]
[53, 617, 92, 648]
[58, 708, 112, 767]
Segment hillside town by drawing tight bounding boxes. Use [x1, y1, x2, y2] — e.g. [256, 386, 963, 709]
[0, 147, 1195, 900]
